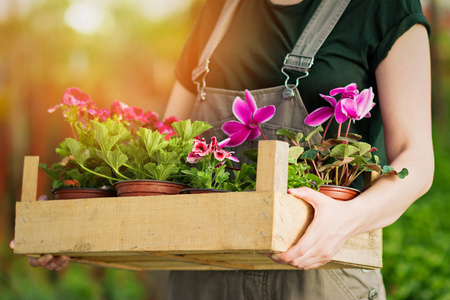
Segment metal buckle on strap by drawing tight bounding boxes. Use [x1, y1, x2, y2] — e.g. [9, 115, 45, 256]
[192, 59, 210, 101]
[281, 54, 314, 99]
[283, 54, 314, 72]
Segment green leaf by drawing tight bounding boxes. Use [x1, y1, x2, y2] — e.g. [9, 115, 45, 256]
[288, 146, 304, 163]
[96, 149, 128, 171]
[127, 142, 149, 163]
[301, 149, 319, 160]
[354, 142, 372, 156]
[350, 155, 368, 167]
[397, 168, 409, 179]
[137, 128, 169, 156]
[277, 129, 303, 143]
[171, 120, 212, 141]
[91, 120, 132, 152]
[380, 165, 409, 179]
[66, 138, 90, 165]
[330, 144, 359, 159]
[382, 165, 395, 173]
[243, 149, 259, 162]
[155, 151, 181, 165]
[332, 156, 354, 167]
[39, 163, 64, 182]
[144, 163, 179, 181]
[304, 125, 323, 142]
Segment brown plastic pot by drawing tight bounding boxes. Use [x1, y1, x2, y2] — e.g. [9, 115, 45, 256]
[113, 180, 190, 197]
[318, 185, 360, 201]
[52, 188, 117, 200]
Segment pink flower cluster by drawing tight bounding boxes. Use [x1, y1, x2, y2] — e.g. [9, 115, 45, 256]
[48, 87, 175, 136]
[187, 137, 238, 164]
[304, 83, 375, 126]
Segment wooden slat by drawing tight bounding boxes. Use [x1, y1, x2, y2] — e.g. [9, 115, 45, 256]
[21, 156, 39, 203]
[14, 141, 382, 270]
[256, 141, 289, 193]
[14, 191, 276, 254]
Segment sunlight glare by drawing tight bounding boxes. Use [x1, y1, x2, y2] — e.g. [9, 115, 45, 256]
[64, 3, 104, 34]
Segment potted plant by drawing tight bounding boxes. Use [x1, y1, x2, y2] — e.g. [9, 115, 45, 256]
[221, 86, 408, 201]
[106, 119, 213, 196]
[180, 136, 256, 193]
[41, 87, 166, 199]
[64, 115, 214, 196]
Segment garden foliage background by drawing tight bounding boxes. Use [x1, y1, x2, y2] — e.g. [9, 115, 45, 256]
[0, 0, 449, 299]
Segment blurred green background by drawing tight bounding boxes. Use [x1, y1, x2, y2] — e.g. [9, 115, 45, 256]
[0, 0, 449, 299]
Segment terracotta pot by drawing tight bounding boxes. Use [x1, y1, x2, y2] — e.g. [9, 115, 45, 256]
[318, 185, 360, 201]
[113, 180, 190, 197]
[52, 188, 117, 200]
[179, 188, 228, 194]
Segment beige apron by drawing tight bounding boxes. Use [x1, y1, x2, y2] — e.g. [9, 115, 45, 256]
[169, 0, 386, 299]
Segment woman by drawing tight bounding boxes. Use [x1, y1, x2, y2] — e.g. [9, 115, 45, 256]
[164, 0, 433, 299]
[20, 0, 434, 299]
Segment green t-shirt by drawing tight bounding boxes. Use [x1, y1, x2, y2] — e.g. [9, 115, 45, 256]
[175, 0, 430, 168]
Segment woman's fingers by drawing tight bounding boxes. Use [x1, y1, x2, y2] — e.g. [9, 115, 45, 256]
[269, 187, 358, 269]
[29, 255, 70, 271]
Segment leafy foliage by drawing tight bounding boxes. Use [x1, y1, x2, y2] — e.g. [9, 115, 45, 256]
[276, 127, 407, 189]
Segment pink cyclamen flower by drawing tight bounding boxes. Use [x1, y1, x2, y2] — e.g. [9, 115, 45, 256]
[330, 83, 359, 99]
[304, 94, 337, 126]
[338, 87, 375, 122]
[221, 90, 275, 147]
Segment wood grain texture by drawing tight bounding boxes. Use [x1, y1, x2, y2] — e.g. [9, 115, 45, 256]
[21, 156, 39, 203]
[14, 141, 382, 270]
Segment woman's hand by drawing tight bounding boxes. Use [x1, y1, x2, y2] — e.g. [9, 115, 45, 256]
[9, 194, 71, 271]
[10, 240, 70, 271]
[270, 187, 363, 270]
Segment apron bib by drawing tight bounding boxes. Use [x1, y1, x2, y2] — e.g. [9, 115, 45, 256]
[190, 85, 322, 163]
[169, 0, 386, 299]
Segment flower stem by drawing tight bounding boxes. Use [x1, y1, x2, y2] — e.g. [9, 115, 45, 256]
[123, 163, 150, 178]
[321, 116, 334, 144]
[311, 159, 322, 180]
[335, 166, 339, 185]
[337, 123, 342, 138]
[70, 122, 79, 140]
[258, 125, 267, 140]
[78, 163, 121, 182]
[345, 120, 351, 138]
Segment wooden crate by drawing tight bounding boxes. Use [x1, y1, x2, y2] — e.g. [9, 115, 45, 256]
[14, 140, 382, 271]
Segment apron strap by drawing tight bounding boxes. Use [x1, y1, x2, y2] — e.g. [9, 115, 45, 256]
[192, 0, 241, 100]
[281, 0, 350, 98]
[191, 0, 351, 99]
[283, 0, 351, 75]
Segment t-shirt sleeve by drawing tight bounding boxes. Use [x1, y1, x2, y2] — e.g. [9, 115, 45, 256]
[365, 0, 431, 72]
[175, 0, 226, 94]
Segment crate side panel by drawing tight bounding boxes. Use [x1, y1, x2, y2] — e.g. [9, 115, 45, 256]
[272, 192, 314, 251]
[14, 191, 275, 255]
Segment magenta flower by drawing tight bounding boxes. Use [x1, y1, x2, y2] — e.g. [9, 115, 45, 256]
[187, 137, 238, 164]
[187, 138, 210, 163]
[338, 87, 375, 122]
[222, 90, 276, 147]
[48, 87, 92, 113]
[330, 83, 359, 99]
[304, 94, 337, 126]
